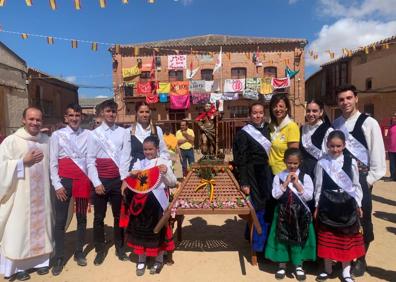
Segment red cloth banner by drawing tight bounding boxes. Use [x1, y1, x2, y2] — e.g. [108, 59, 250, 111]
[137, 81, 152, 95]
[271, 77, 291, 89]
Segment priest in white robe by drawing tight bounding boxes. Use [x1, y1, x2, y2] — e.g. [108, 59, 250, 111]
[0, 107, 53, 281]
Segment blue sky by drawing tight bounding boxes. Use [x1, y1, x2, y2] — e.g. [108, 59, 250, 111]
[1, 0, 395, 97]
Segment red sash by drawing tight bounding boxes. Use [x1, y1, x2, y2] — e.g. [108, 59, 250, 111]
[59, 158, 91, 199]
[96, 158, 120, 179]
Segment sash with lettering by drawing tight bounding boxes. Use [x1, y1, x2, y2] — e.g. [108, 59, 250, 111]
[318, 156, 355, 198]
[334, 121, 369, 166]
[301, 129, 323, 160]
[57, 130, 91, 214]
[277, 170, 311, 246]
[92, 127, 120, 167]
[241, 124, 271, 156]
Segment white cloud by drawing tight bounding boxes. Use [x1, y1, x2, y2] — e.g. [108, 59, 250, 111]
[318, 0, 396, 19]
[64, 76, 77, 83]
[306, 18, 396, 67]
[288, 0, 299, 4]
[95, 95, 110, 98]
[174, 0, 193, 6]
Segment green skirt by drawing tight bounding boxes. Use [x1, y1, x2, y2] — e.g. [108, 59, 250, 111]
[265, 205, 316, 266]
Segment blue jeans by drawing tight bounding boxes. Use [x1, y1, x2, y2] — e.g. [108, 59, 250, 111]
[180, 148, 195, 176]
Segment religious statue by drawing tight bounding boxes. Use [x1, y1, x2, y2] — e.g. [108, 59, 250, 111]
[195, 103, 217, 156]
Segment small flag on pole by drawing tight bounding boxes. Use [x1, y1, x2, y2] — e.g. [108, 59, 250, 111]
[99, 0, 106, 8]
[47, 36, 54, 44]
[91, 42, 98, 51]
[21, 33, 28, 39]
[25, 0, 32, 7]
[74, 0, 81, 10]
[0, 0, 6, 7]
[49, 0, 56, 10]
[71, 40, 78, 49]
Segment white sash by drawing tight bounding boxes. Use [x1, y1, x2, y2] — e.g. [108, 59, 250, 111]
[301, 128, 322, 160]
[278, 171, 310, 213]
[318, 157, 355, 198]
[270, 115, 292, 142]
[335, 122, 369, 166]
[141, 158, 169, 211]
[92, 127, 120, 168]
[57, 131, 87, 175]
[242, 124, 271, 155]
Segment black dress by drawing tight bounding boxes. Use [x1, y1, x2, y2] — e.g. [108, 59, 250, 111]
[233, 123, 273, 211]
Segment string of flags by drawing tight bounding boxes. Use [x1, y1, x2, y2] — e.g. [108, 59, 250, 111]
[0, 0, 156, 9]
[308, 41, 393, 61]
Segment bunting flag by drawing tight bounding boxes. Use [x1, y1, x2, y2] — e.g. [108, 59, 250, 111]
[99, 0, 106, 8]
[91, 42, 98, 51]
[271, 77, 290, 89]
[74, 0, 81, 10]
[285, 66, 299, 79]
[47, 36, 54, 44]
[148, 0, 155, 3]
[25, 0, 32, 7]
[71, 40, 78, 48]
[21, 33, 28, 39]
[0, 0, 5, 7]
[49, 0, 56, 10]
[115, 44, 120, 54]
[213, 47, 222, 74]
[134, 47, 139, 57]
[122, 0, 129, 3]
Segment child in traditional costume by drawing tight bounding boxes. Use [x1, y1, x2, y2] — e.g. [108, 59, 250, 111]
[265, 148, 316, 281]
[314, 130, 365, 282]
[122, 135, 176, 276]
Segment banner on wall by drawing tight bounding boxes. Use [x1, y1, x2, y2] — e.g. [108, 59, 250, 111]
[223, 79, 245, 93]
[189, 80, 206, 93]
[168, 55, 187, 70]
[170, 81, 189, 96]
[122, 66, 141, 79]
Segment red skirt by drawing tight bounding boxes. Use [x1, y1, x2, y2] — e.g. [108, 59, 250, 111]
[317, 228, 365, 262]
[128, 225, 175, 257]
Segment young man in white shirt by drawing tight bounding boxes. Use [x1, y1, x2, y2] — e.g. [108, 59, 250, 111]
[333, 84, 386, 277]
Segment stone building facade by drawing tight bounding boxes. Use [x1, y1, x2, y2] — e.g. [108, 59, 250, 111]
[111, 35, 307, 126]
[27, 68, 79, 127]
[0, 42, 29, 135]
[305, 35, 396, 123]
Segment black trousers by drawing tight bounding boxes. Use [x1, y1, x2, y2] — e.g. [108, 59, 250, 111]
[389, 152, 396, 180]
[359, 172, 374, 245]
[54, 178, 87, 260]
[92, 177, 124, 253]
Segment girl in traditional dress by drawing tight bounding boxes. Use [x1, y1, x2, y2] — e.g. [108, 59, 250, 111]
[122, 136, 176, 276]
[300, 99, 332, 211]
[314, 131, 365, 282]
[265, 148, 316, 281]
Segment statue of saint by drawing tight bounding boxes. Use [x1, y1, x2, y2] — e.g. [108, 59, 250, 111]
[195, 103, 217, 156]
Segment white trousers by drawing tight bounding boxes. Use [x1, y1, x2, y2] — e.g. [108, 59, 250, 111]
[0, 253, 49, 277]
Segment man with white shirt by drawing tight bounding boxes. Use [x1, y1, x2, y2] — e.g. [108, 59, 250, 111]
[333, 84, 386, 277]
[87, 100, 131, 265]
[50, 103, 91, 276]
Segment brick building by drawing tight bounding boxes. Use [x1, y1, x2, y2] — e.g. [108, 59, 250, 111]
[27, 68, 79, 127]
[0, 41, 29, 135]
[111, 35, 307, 122]
[305, 35, 396, 123]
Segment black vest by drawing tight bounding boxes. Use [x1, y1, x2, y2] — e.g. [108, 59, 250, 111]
[322, 154, 353, 191]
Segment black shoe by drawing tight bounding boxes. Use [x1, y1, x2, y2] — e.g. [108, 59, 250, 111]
[94, 251, 107, 266]
[36, 266, 49, 275]
[341, 276, 355, 282]
[149, 262, 163, 275]
[74, 252, 87, 266]
[352, 258, 366, 277]
[116, 250, 129, 261]
[51, 258, 64, 276]
[15, 271, 30, 281]
[315, 272, 328, 282]
[275, 268, 286, 280]
[295, 267, 306, 281]
[136, 263, 146, 276]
